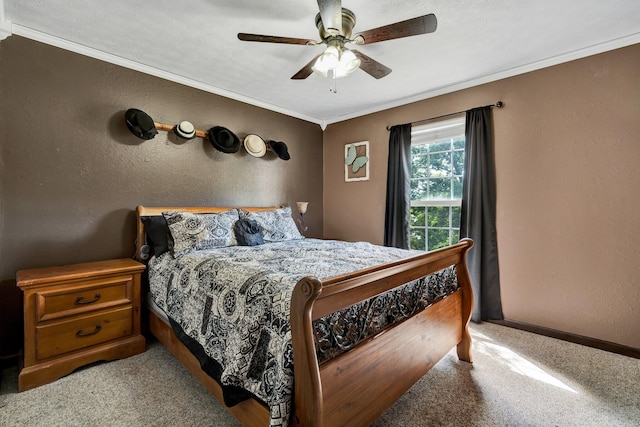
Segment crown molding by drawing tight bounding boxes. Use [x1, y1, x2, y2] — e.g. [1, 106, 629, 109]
[323, 31, 640, 127]
[10, 23, 325, 127]
[0, 0, 11, 41]
[7, 17, 640, 130]
[0, 20, 11, 41]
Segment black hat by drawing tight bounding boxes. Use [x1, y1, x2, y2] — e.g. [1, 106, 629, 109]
[125, 108, 158, 140]
[268, 140, 290, 160]
[208, 126, 241, 153]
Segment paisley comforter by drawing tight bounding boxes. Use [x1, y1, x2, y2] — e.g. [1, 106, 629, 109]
[148, 238, 459, 427]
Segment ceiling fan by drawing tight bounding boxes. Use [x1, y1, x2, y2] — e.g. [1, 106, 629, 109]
[237, 0, 437, 80]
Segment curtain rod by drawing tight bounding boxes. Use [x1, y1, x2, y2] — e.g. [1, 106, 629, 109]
[385, 101, 504, 131]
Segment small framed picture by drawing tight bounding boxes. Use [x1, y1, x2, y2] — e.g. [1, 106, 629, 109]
[344, 141, 369, 182]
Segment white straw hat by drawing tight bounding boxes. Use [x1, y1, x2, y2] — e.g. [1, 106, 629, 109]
[174, 121, 196, 139]
[243, 134, 267, 157]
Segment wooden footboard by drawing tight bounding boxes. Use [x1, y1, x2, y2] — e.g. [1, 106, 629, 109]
[289, 239, 474, 427]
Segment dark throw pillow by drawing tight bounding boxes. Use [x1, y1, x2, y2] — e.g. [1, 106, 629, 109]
[141, 216, 172, 256]
[234, 219, 264, 246]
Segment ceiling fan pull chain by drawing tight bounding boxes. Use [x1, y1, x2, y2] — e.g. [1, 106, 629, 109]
[330, 70, 338, 94]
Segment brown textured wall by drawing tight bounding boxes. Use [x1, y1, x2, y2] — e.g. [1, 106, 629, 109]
[323, 44, 640, 348]
[0, 36, 323, 356]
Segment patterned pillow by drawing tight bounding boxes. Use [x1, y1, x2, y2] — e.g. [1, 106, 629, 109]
[163, 210, 239, 256]
[194, 209, 239, 251]
[238, 206, 304, 242]
[163, 211, 208, 256]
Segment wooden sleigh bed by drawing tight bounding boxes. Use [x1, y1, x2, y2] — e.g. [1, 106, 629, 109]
[135, 205, 474, 427]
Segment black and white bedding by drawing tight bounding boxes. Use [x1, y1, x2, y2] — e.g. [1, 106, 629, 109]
[148, 238, 460, 427]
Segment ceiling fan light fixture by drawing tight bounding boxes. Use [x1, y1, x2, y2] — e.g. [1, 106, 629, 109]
[312, 45, 360, 79]
[334, 48, 361, 78]
[312, 45, 340, 77]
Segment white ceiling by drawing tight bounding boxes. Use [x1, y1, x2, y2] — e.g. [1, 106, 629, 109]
[2, 0, 640, 128]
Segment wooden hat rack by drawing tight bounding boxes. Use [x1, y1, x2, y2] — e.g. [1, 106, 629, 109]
[125, 109, 292, 159]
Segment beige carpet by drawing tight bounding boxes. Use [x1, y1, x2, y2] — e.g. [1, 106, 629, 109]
[1, 322, 638, 426]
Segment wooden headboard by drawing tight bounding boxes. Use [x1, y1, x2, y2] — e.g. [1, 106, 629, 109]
[135, 205, 281, 260]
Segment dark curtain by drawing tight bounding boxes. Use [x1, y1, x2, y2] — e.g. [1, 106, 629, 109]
[460, 107, 504, 322]
[384, 123, 412, 249]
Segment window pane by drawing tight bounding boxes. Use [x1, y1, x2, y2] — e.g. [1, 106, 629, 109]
[428, 229, 450, 251]
[429, 152, 451, 177]
[428, 178, 451, 199]
[429, 140, 451, 153]
[451, 206, 461, 228]
[412, 154, 429, 178]
[410, 228, 426, 251]
[410, 206, 425, 226]
[453, 138, 465, 150]
[411, 178, 428, 200]
[453, 151, 464, 175]
[452, 229, 460, 243]
[428, 206, 449, 227]
[453, 176, 463, 199]
[411, 144, 428, 157]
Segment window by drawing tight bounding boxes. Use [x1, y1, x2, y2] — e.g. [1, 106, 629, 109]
[410, 117, 465, 251]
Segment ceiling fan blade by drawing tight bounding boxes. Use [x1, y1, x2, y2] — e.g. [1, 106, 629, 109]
[317, 0, 343, 35]
[354, 14, 437, 45]
[291, 54, 322, 80]
[238, 33, 315, 45]
[352, 50, 392, 79]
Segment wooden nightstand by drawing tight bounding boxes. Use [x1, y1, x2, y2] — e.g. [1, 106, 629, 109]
[16, 258, 146, 391]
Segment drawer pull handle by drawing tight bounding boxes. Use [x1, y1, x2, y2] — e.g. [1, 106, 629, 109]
[75, 293, 101, 305]
[76, 324, 102, 337]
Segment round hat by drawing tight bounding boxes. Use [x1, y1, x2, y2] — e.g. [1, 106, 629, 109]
[174, 121, 196, 140]
[267, 140, 290, 161]
[208, 126, 240, 154]
[243, 134, 267, 157]
[125, 108, 158, 140]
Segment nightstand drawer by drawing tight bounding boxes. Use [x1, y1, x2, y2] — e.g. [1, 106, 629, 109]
[36, 276, 132, 322]
[36, 306, 133, 360]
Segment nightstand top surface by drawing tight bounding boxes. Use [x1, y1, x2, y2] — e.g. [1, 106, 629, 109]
[16, 258, 145, 288]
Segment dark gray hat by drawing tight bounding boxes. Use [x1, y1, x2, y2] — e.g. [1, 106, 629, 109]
[208, 126, 241, 153]
[268, 140, 290, 160]
[125, 108, 158, 140]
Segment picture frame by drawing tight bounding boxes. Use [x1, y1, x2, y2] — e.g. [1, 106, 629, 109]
[344, 141, 370, 182]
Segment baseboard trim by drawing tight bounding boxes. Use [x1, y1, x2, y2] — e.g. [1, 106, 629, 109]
[487, 319, 640, 359]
